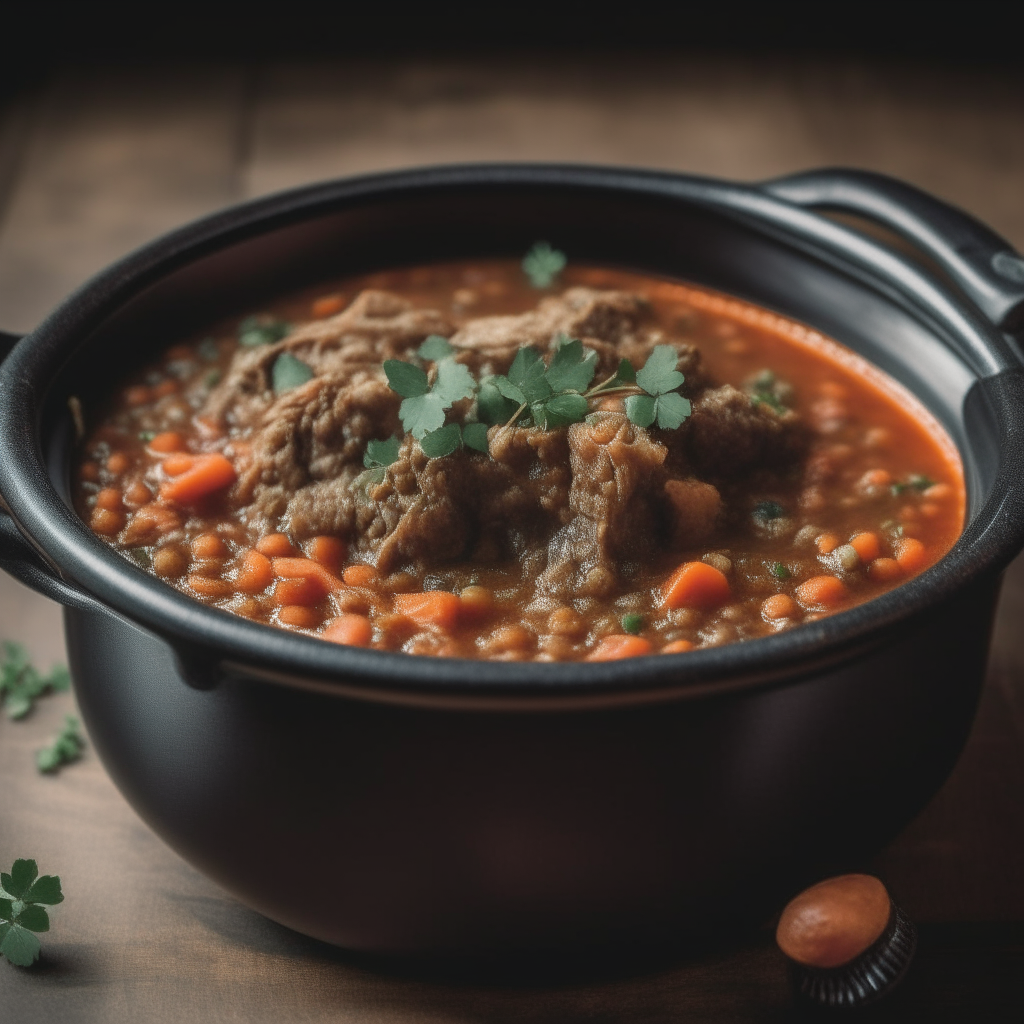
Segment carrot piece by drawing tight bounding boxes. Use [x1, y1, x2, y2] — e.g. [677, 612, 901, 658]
[124, 385, 151, 406]
[272, 556, 342, 592]
[95, 487, 123, 511]
[868, 557, 903, 582]
[153, 545, 188, 578]
[187, 575, 232, 598]
[278, 605, 321, 628]
[661, 639, 695, 654]
[161, 452, 194, 477]
[305, 535, 346, 572]
[153, 379, 178, 397]
[662, 561, 731, 610]
[322, 613, 373, 647]
[923, 483, 953, 501]
[895, 537, 928, 573]
[343, 564, 378, 587]
[159, 453, 236, 504]
[312, 294, 345, 318]
[274, 577, 325, 606]
[587, 635, 653, 661]
[459, 585, 494, 621]
[795, 575, 848, 610]
[235, 549, 273, 594]
[256, 533, 296, 557]
[859, 468, 892, 489]
[816, 532, 840, 555]
[121, 502, 182, 546]
[80, 461, 100, 482]
[125, 480, 153, 506]
[393, 591, 462, 630]
[90, 507, 124, 536]
[191, 533, 227, 559]
[849, 532, 881, 563]
[149, 430, 184, 453]
[762, 594, 798, 620]
[106, 452, 130, 475]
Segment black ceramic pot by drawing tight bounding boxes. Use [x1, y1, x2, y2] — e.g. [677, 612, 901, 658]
[2, 166, 1024, 963]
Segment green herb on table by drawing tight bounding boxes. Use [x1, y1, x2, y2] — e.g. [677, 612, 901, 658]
[522, 241, 566, 288]
[621, 613, 644, 635]
[0, 860, 64, 967]
[0, 643, 70, 721]
[238, 315, 291, 348]
[272, 353, 314, 394]
[36, 716, 85, 774]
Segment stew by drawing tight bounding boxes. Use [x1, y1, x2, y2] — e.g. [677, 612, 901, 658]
[74, 257, 964, 661]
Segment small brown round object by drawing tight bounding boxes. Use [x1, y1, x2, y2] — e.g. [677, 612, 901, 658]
[776, 874, 890, 969]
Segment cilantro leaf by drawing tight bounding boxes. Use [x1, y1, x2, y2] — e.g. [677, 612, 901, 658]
[36, 715, 85, 774]
[418, 335, 455, 361]
[3, 859, 37, 899]
[24, 876, 63, 906]
[538, 392, 589, 427]
[0, 924, 40, 967]
[654, 391, 692, 429]
[462, 422, 490, 452]
[420, 423, 463, 458]
[615, 358, 637, 384]
[16, 905, 49, 933]
[492, 376, 526, 405]
[0, 859, 63, 966]
[364, 436, 401, 469]
[272, 353, 314, 395]
[1, 645, 71, 720]
[545, 337, 597, 393]
[384, 360, 429, 398]
[621, 613, 644, 635]
[432, 360, 476, 405]
[522, 241, 567, 288]
[477, 379, 520, 425]
[508, 348, 551, 404]
[624, 394, 656, 427]
[239, 315, 290, 347]
[636, 345, 685, 396]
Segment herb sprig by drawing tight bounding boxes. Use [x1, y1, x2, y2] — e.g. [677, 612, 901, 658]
[0, 643, 70, 721]
[1, 860, 63, 967]
[36, 716, 85, 774]
[522, 241, 567, 288]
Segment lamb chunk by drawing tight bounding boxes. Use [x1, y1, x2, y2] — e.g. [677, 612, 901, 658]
[537, 413, 667, 598]
[663, 477, 722, 547]
[686, 385, 804, 478]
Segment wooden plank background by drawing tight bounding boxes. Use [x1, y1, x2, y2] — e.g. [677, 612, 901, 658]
[1, 55, 1023, 1021]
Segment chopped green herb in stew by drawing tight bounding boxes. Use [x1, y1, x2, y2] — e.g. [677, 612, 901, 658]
[74, 262, 964, 662]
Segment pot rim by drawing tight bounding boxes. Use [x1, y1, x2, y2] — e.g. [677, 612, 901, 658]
[2, 162, 1023, 705]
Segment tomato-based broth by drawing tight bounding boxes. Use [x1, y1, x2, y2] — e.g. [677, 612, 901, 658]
[75, 260, 964, 662]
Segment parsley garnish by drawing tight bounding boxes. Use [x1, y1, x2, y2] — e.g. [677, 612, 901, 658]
[0, 860, 64, 967]
[522, 241, 567, 288]
[621, 613, 644, 635]
[384, 358, 475, 439]
[753, 501, 785, 525]
[892, 474, 935, 496]
[364, 436, 401, 470]
[746, 369, 790, 414]
[624, 345, 692, 429]
[238, 315, 291, 347]
[272, 353, 314, 394]
[769, 561, 791, 580]
[138, 430, 156, 443]
[36, 716, 85, 774]
[417, 335, 455, 361]
[0, 643, 70, 720]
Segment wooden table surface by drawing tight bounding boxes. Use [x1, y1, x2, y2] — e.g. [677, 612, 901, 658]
[2, 55, 1023, 1022]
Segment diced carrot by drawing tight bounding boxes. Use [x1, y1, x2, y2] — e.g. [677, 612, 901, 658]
[90, 507, 124, 535]
[80, 461, 100, 482]
[762, 593, 798, 620]
[459, 585, 494, 621]
[849, 532, 881, 563]
[191, 533, 227, 559]
[125, 480, 153, 506]
[121, 502, 182, 546]
[393, 591, 462, 630]
[312, 294, 346, 318]
[124, 385, 151, 406]
[234, 550, 273, 594]
[322, 613, 373, 647]
[272, 556, 342, 592]
[795, 575, 848, 610]
[149, 431, 184, 453]
[256, 533, 296, 557]
[159, 453, 236, 505]
[661, 639, 695, 654]
[662, 561, 731, 610]
[278, 605, 321, 628]
[816, 532, 840, 555]
[187, 574, 232, 598]
[895, 537, 928, 573]
[305, 535, 346, 572]
[95, 487, 123, 511]
[923, 483, 952, 501]
[859, 468, 892, 489]
[162, 453, 195, 477]
[274, 577, 325, 607]
[868, 557, 903, 582]
[343, 564, 378, 587]
[587, 635, 653, 661]
[920, 503, 941, 518]
[106, 452, 130, 475]
[153, 379, 178, 397]
[153, 545, 188, 578]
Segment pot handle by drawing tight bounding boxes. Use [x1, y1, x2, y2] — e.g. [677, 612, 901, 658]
[761, 168, 1024, 331]
[0, 330, 106, 613]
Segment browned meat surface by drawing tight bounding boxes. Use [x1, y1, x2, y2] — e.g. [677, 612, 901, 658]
[198, 285, 803, 601]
